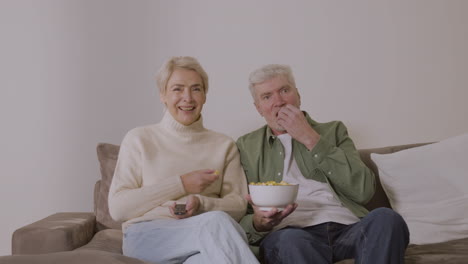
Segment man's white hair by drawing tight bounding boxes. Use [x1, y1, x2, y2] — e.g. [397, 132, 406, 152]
[248, 64, 296, 100]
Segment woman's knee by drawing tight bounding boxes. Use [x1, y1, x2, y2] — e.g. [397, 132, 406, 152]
[198, 211, 248, 243]
[197, 211, 239, 229]
[201, 211, 232, 222]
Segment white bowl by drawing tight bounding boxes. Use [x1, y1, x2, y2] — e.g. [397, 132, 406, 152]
[249, 184, 299, 211]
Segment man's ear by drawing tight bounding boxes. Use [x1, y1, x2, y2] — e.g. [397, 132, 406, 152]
[254, 101, 263, 116]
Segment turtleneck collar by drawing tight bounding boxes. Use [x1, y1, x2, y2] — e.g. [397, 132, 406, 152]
[160, 110, 205, 135]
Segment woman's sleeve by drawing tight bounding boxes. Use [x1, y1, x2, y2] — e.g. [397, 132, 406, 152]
[108, 129, 186, 222]
[196, 141, 248, 222]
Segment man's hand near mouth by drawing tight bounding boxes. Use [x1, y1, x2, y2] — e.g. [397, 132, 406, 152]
[276, 104, 320, 150]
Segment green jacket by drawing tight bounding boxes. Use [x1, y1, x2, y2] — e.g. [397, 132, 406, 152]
[236, 112, 375, 256]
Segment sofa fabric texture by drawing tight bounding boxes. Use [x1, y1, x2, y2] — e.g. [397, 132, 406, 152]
[2, 142, 468, 264]
[11, 212, 96, 255]
[95, 143, 122, 230]
[3, 228, 146, 264]
[0, 250, 149, 264]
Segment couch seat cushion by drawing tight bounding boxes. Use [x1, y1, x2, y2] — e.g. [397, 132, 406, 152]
[405, 237, 468, 264]
[76, 229, 123, 254]
[0, 250, 150, 264]
[334, 237, 468, 264]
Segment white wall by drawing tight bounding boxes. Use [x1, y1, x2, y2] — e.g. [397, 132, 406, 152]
[0, 0, 160, 255]
[1, 0, 467, 255]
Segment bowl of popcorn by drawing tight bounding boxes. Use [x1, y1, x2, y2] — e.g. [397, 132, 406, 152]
[249, 181, 299, 211]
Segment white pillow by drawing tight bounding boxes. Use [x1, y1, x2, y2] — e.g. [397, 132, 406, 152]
[371, 133, 468, 245]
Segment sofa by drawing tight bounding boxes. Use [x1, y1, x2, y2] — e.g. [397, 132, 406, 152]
[1, 142, 467, 264]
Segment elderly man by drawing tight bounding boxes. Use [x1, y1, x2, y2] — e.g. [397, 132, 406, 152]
[237, 64, 409, 264]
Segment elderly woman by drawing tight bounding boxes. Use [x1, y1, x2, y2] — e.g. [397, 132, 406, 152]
[108, 56, 258, 264]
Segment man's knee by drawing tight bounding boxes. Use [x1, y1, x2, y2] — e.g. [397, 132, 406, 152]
[261, 228, 329, 263]
[261, 228, 314, 252]
[367, 208, 409, 239]
[369, 208, 406, 226]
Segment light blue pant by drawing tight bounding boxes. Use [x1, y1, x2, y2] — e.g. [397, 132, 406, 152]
[123, 211, 259, 264]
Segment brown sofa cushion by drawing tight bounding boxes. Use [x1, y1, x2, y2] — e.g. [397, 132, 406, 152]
[0, 250, 151, 264]
[94, 142, 422, 230]
[12, 212, 96, 255]
[94, 142, 430, 229]
[76, 229, 124, 254]
[335, 236, 468, 264]
[95, 143, 122, 230]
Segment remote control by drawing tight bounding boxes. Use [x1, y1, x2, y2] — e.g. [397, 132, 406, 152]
[174, 204, 187, 215]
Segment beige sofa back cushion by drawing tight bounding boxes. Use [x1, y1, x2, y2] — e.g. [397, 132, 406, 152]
[94, 142, 429, 229]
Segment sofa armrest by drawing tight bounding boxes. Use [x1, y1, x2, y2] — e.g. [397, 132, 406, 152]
[12, 212, 96, 255]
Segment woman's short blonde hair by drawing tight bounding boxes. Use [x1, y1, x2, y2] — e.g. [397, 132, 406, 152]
[156, 56, 209, 95]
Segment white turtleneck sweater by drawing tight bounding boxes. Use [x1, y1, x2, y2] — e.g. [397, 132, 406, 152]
[108, 111, 248, 230]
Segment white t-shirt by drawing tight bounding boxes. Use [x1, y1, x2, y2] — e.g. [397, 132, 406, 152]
[274, 134, 359, 231]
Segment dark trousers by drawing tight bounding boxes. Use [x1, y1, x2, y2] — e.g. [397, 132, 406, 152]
[260, 208, 409, 264]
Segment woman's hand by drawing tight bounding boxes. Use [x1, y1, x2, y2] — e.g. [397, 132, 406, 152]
[169, 195, 200, 219]
[246, 194, 297, 232]
[180, 169, 219, 194]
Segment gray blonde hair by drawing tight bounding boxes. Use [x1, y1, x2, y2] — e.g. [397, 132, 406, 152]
[156, 56, 209, 94]
[248, 64, 296, 100]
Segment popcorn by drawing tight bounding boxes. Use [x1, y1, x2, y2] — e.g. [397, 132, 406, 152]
[249, 181, 291, 186]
